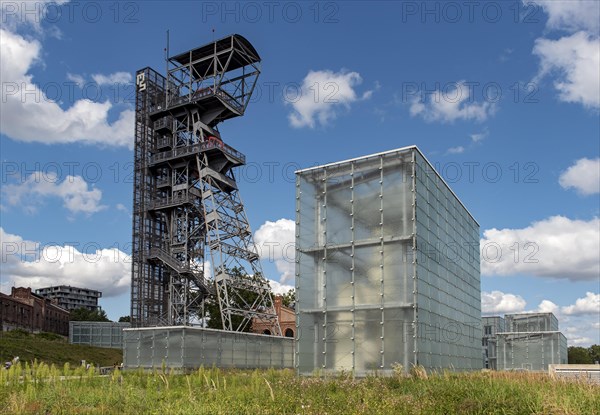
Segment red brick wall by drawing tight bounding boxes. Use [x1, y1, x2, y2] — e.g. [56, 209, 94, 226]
[252, 296, 296, 338]
[1, 287, 69, 336]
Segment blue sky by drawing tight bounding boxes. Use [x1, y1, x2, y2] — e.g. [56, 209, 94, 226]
[1, 1, 598, 346]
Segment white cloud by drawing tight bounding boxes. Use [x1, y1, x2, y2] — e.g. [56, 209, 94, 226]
[116, 203, 128, 212]
[0, 227, 39, 261]
[559, 157, 600, 195]
[528, 1, 600, 110]
[528, 0, 599, 33]
[447, 146, 465, 154]
[0, 28, 134, 148]
[536, 293, 600, 317]
[2, 171, 106, 215]
[482, 290, 527, 315]
[254, 218, 295, 284]
[536, 299, 560, 314]
[0, 228, 130, 297]
[567, 335, 594, 346]
[481, 216, 600, 281]
[268, 279, 294, 296]
[66, 72, 85, 87]
[0, 0, 69, 34]
[287, 69, 372, 128]
[92, 72, 132, 85]
[533, 32, 600, 109]
[470, 130, 488, 143]
[409, 81, 495, 123]
[562, 292, 600, 316]
[555, 294, 600, 346]
[561, 315, 600, 346]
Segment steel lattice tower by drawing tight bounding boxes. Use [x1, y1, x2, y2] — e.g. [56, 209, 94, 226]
[131, 34, 280, 334]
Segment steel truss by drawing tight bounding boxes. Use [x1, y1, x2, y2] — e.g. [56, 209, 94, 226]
[131, 35, 280, 334]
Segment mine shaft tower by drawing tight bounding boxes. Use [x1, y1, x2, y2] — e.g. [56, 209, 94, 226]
[131, 34, 280, 334]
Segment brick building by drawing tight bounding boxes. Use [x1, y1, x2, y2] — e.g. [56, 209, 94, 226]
[1, 287, 70, 336]
[252, 296, 295, 338]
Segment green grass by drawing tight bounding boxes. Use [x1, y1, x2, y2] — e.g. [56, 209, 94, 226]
[0, 330, 122, 367]
[1, 364, 598, 414]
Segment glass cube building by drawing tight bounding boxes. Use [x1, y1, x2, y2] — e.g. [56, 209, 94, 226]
[494, 312, 567, 371]
[295, 146, 482, 375]
[496, 332, 567, 371]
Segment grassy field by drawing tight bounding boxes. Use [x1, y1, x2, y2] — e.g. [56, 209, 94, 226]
[1, 363, 598, 415]
[0, 330, 122, 367]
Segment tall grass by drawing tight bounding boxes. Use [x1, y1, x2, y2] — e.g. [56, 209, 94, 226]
[1, 363, 598, 414]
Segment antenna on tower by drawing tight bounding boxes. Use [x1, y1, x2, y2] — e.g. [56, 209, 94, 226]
[165, 29, 170, 107]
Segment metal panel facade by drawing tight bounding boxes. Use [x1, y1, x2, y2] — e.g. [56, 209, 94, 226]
[296, 146, 481, 376]
[123, 327, 294, 369]
[69, 321, 130, 349]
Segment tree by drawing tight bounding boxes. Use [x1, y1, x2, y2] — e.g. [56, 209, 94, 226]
[69, 307, 110, 322]
[281, 288, 295, 308]
[118, 316, 131, 323]
[589, 345, 600, 364]
[203, 267, 273, 332]
[568, 346, 593, 364]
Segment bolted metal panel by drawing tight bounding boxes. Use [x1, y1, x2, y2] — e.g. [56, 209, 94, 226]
[131, 35, 279, 334]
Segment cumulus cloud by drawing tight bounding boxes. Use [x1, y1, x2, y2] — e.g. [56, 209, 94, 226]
[0, 0, 69, 34]
[528, 0, 599, 33]
[0, 28, 134, 148]
[482, 290, 527, 315]
[268, 279, 294, 296]
[480, 216, 600, 281]
[562, 292, 600, 316]
[0, 228, 130, 297]
[559, 157, 600, 195]
[536, 299, 560, 314]
[287, 69, 372, 128]
[254, 218, 295, 284]
[529, 1, 600, 109]
[2, 171, 106, 215]
[533, 32, 600, 109]
[409, 81, 496, 123]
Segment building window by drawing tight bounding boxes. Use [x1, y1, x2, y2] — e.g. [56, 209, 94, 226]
[484, 325, 492, 336]
[284, 328, 294, 338]
[263, 329, 271, 335]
